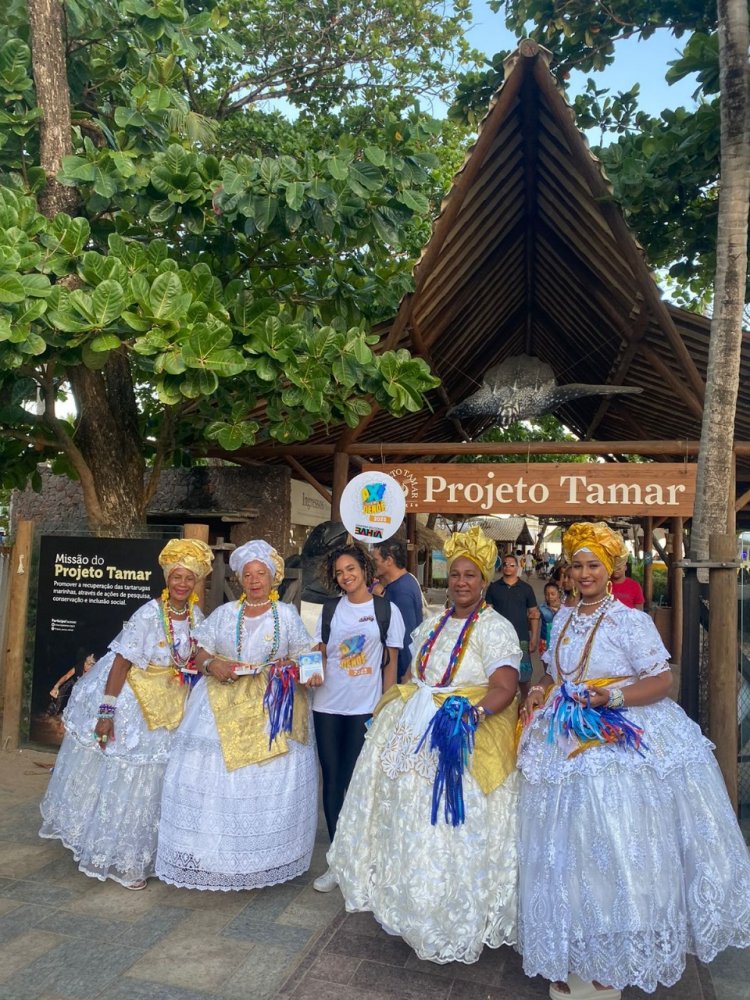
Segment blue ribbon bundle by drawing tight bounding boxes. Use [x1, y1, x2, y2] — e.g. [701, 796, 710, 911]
[263, 665, 296, 748]
[417, 695, 478, 826]
[547, 681, 648, 758]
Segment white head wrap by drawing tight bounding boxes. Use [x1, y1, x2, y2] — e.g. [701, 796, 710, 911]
[229, 540, 284, 585]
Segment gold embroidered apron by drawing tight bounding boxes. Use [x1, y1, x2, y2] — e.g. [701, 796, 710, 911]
[127, 664, 188, 731]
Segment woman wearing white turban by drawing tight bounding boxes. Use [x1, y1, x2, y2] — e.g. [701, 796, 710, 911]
[40, 538, 214, 889]
[155, 539, 318, 891]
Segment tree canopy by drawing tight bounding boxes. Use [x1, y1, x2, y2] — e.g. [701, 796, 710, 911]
[0, 0, 477, 532]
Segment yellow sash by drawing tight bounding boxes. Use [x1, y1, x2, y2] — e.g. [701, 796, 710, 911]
[206, 671, 310, 772]
[127, 664, 188, 731]
[374, 682, 519, 796]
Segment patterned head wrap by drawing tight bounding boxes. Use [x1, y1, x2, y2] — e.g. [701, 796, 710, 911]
[562, 522, 627, 576]
[229, 539, 284, 585]
[159, 538, 214, 582]
[443, 525, 497, 582]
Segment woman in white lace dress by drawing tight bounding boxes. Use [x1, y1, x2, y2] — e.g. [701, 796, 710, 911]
[518, 522, 750, 1000]
[155, 539, 318, 891]
[328, 526, 522, 964]
[40, 538, 214, 889]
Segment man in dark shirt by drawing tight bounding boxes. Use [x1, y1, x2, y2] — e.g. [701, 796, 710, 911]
[372, 540, 424, 681]
[485, 553, 540, 694]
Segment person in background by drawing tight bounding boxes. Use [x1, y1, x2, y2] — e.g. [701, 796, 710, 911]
[486, 553, 539, 694]
[48, 651, 96, 715]
[372, 539, 424, 682]
[523, 550, 534, 578]
[538, 581, 561, 657]
[610, 553, 645, 610]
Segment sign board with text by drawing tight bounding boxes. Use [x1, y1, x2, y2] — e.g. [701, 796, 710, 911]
[371, 463, 696, 517]
[30, 535, 166, 747]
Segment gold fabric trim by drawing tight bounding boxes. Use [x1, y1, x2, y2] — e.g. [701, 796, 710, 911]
[374, 682, 518, 796]
[127, 663, 188, 731]
[206, 671, 310, 772]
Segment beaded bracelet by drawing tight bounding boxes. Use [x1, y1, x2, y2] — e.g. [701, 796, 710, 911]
[529, 685, 546, 697]
[97, 703, 116, 719]
[101, 694, 118, 707]
[607, 687, 625, 709]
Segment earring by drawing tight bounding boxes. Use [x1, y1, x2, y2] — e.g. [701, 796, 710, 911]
[606, 580, 613, 596]
[571, 586, 578, 598]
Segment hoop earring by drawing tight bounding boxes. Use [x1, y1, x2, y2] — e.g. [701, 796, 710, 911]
[571, 586, 578, 599]
[606, 580, 613, 596]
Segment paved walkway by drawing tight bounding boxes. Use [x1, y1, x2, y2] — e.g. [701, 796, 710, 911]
[0, 749, 747, 1000]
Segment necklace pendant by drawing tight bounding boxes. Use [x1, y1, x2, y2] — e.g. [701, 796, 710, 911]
[263, 633, 273, 642]
[561, 636, 571, 645]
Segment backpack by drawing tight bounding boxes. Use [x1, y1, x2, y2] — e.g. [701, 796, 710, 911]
[321, 595, 392, 669]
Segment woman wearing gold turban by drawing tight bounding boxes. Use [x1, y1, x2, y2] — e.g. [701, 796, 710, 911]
[40, 537, 213, 889]
[327, 526, 523, 964]
[517, 521, 750, 999]
[155, 539, 319, 891]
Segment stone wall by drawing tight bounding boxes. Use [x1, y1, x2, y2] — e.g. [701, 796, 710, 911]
[11, 464, 292, 555]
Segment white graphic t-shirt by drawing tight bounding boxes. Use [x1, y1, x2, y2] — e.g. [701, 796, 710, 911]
[312, 597, 405, 715]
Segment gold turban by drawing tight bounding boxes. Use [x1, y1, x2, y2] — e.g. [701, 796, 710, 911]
[159, 538, 214, 581]
[562, 522, 627, 576]
[443, 526, 497, 581]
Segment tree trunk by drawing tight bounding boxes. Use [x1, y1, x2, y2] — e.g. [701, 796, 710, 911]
[691, 0, 749, 560]
[26, 0, 79, 217]
[67, 352, 147, 537]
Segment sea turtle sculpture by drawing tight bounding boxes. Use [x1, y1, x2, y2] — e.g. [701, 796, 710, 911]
[448, 353, 642, 427]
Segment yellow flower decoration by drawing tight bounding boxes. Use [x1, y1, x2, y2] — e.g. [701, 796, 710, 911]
[562, 522, 628, 576]
[443, 525, 497, 582]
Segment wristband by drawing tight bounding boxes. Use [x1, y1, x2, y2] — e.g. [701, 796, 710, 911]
[101, 694, 118, 707]
[202, 657, 215, 676]
[607, 687, 625, 709]
[529, 685, 546, 697]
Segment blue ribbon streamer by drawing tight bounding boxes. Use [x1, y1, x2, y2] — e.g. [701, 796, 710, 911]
[417, 695, 478, 826]
[263, 666, 296, 748]
[547, 681, 648, 757]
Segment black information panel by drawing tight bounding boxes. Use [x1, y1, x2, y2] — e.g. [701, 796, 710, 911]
[30, 535, 165, 746]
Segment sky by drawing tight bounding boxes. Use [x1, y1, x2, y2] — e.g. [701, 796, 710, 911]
[466, 2, 699, 120]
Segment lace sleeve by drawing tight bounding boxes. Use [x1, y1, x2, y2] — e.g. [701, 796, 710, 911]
[479, 611, 522, 676]
[192, 605, 226, 656]
[108, 600, 160, 669]
[626, 610, 671, 678]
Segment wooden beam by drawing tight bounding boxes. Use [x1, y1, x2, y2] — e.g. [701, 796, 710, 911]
[670, 517, 684, 677]
[1, 520, 33, 751]
[331, 452, 349, 522]
[284, 456, 332, 504]
[643, 517, 654, 612]
[532, 57, 707, 405]
[585, 301, 650, 438]
[734, 485, 750, 512]
[521, 70, 540, 355]
[406, 513, 418, 576]
[353, 440, 702, 457]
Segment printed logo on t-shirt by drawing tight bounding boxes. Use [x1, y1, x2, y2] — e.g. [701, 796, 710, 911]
[338, 635, 372, 676]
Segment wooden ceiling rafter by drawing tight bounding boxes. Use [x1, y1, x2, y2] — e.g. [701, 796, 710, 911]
[521, 70, 541, 354]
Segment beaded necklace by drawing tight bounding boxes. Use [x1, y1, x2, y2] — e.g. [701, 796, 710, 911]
[159, 588, 197, 671]
[235, 595, 281, 662]
[416, 601, 487, 687]
[555, 599, 611, 684]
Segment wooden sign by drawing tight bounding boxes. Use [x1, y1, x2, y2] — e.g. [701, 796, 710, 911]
[371, 463, 696, 517]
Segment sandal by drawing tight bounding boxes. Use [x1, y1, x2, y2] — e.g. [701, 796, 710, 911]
[123, 879, 147, 891]
[549, 974, 621, 1000]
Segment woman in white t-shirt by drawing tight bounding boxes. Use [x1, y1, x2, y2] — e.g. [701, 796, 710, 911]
[311, 543, 404, 892]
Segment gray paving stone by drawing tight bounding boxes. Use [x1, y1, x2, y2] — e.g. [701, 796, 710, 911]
[0, 935, 136, 999]
[321, 925, 413, 967]
[221, 914, 314, 952]
[0, 902, 56, 945]
[0, 879, 79, 907]
[33, 909, 131, 941]
[97, 980, 216, 1000]
[351, 959, 453, 999]
[290, 979, 391, 1000]
[121, 905, 194, 949]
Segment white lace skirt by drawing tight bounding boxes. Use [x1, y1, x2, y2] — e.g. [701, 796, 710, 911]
[517, 697, 750, 992]
[39, 655, 172, 885]
[155, 680, 318, 891]
[328, 693, 519, 964]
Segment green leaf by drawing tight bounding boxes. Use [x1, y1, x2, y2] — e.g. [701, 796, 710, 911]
[91, 280, 125, 326]
[327, 157, 349, 181]
[90, 333, 122, 352]
[285, 182, 305, 212]
[364, 146, 386, 167]
[149, 272, 184, 321]
[182, 325, 246, 376]
[17, 332, 46, 356]
[0, 274, 25, 303]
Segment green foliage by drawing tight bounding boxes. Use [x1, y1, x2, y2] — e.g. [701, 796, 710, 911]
[458, 415, 592, 463]
[0, 0, 473, 520]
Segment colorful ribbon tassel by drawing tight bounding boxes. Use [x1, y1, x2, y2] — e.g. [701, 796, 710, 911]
[547, 681, 648, 758]
[263, 664, 298, 748]
[417, 695, 478, 826]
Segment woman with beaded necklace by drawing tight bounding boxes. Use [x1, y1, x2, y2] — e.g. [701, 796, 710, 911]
[326, 526, 522, 964]
[517, 521, 750, 1000]
[40, 538, 214, 890]
[155, 539, 318, 891]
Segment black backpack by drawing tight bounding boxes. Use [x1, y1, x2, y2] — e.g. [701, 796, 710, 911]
[320, 595, 392, 669]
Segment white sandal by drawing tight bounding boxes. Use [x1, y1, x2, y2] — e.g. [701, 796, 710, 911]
[549, 973, 621, 1000]
[123, 879, 147, 891]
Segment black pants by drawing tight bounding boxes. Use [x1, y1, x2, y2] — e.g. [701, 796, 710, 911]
[313, 711, 370, 841]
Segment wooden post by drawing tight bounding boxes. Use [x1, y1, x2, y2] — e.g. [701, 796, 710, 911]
[183, 523, 210, 611]
[406, 513, 418, 577]
[331, 452, 349, 522]
[1, 520, 34, 751]
[643, 517, 654, 612]
[670, 517, 684, 695]
[708, 533, 738, 808]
